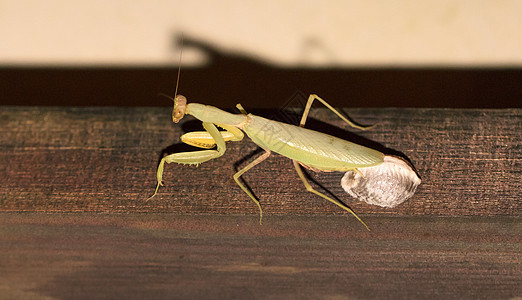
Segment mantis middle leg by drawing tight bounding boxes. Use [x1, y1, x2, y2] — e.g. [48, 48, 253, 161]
[300, 94, 375, 130]
[233, 148, 272, 225]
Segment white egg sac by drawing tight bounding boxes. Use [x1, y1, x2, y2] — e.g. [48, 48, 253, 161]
[341, 155, 421, 208]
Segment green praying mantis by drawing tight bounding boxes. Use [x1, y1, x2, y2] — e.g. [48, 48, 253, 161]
[148, 91, 421, 230]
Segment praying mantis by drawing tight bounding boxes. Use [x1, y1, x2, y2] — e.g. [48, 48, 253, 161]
[148, 93, 421, 230]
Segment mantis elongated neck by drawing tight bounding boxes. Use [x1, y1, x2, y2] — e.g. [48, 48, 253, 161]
[187, 103, 247, 126]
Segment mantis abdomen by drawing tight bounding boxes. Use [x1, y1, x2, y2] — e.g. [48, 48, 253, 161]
[243, 115, 384, 172]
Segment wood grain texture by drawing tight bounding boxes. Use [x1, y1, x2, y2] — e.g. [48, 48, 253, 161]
[1, 106, 519, 217]
[1, 213, 520, 299]
[0, 107, 520, 299]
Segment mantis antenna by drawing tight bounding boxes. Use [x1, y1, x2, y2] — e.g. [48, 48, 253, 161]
[155, 35, 187, 124]
[156, 36, 184, 108]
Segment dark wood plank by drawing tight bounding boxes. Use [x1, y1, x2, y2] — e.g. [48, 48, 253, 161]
[0, 106, 519, 217]
[0, 213, 520, 299]
[1, 107, 520, 298]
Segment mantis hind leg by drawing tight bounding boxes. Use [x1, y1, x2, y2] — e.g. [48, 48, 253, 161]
[300, 94, 375, 130]
[233, 148, 271, 225]
[292, 160, 370, 231]
[148, 122, 227, 200]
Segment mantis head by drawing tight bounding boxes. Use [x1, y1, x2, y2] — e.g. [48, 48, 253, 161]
[172, 94, 187, 123]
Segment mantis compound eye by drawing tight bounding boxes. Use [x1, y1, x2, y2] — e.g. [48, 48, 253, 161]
[341, 155, 421, 208]
[172, 95, 187, 123]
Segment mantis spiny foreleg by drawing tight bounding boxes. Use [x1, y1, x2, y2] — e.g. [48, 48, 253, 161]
[148, 122, 229, 200]
[180, 124, 244, 148]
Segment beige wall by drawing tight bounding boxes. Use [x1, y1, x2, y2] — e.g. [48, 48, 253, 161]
[1, 0, 520, 67]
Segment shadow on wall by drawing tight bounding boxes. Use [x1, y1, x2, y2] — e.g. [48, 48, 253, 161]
[1, 34, 521, 108]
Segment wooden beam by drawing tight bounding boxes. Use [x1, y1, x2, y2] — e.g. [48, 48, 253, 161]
[0, 107, 519, 216]
[0, 213, 520, 299]
[1, 106, 520, 298]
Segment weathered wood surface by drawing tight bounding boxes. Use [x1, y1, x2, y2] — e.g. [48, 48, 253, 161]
[0, 106, 519, 216]
[1, 213, 520, 299]
[0, 107, 520, 299]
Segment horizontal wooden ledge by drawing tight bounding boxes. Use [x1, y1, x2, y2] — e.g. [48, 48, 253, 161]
[0, 213, 520, 299]
[0, 106, 520, 216]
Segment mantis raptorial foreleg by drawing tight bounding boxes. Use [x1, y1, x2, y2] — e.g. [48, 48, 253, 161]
[149, 122, 237, 200]
[233, 148, 272, 225]
[181, 124, 244, 148]
[300, 94, 375, 130]
[292, 160, 370, 230]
